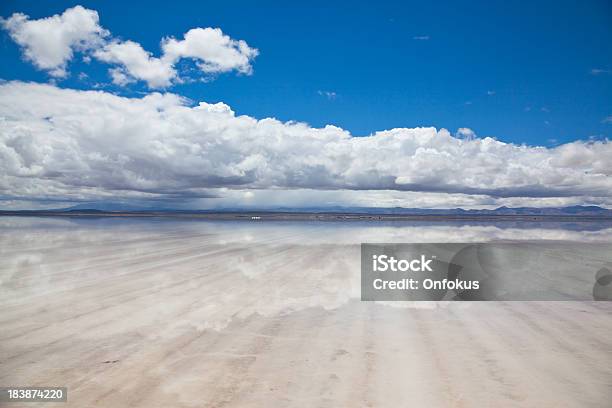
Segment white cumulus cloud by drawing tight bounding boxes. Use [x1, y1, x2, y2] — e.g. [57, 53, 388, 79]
[1, 6, 258, 88]
[162, 27, 259, 75]
[0, 6, 108, 77]
[94, 40, 176, 88]
[1, 81, 612, 208]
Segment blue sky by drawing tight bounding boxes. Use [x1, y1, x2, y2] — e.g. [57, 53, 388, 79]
[1, 0, 611, 145]
[1, 1, 612, 210]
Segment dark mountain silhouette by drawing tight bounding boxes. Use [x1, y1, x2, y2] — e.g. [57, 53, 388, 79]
[1, 204, 611, 217]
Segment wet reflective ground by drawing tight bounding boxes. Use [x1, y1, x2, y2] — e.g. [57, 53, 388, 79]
[1, 217, 611, 407]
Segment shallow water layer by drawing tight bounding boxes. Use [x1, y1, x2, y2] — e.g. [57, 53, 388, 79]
[1, 217, 611, 407]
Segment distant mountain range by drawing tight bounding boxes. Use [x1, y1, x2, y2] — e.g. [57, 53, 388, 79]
[217, 205, 612, 216]
[1, 204, 612, 217]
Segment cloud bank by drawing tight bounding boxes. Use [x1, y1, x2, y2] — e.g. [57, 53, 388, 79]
[1, 6, 258, 87]
[1, 81, 611, 208]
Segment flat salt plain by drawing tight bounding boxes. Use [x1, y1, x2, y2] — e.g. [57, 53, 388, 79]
[1, 217, 611, 407]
